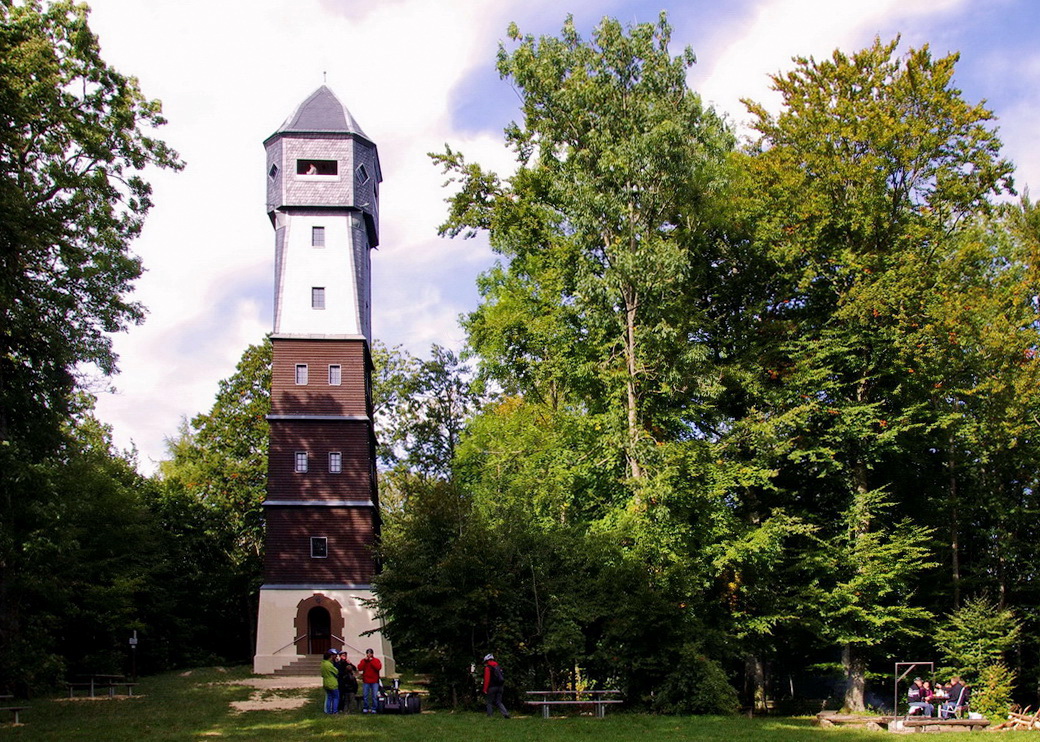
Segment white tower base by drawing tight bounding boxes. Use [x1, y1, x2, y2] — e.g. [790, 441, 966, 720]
[253, 586, 394, 675]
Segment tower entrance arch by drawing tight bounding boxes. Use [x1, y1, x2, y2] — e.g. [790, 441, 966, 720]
[294, 595, 344, 655]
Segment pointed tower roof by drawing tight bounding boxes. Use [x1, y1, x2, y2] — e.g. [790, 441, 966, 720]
[268, 85, 372, 142]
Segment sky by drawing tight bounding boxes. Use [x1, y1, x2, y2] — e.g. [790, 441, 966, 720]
[79, 0, 1040, 472]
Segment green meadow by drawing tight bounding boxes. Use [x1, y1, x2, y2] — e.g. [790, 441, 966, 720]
[0, 667, 1032, 741]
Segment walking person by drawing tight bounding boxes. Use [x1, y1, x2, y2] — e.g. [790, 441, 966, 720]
[357, 648, 383, 713]
[483, 653, 510, 719]
[321, 648, 340, 714]
[336, 651, 358, 713]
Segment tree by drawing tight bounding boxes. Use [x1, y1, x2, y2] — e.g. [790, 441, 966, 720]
[436, 13, 733, 486]
[0, 0, 180, 693]
[0, 0, 182, 449]
[158, 340, 271, 660]
[739, 38, 1013, 709]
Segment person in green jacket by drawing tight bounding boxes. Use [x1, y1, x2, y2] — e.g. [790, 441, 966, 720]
[321, 648, 340, 714]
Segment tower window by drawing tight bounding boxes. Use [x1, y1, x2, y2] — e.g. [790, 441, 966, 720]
[268, 163, 278, 179]
[295, 451, 309, 473]
[355, 163, 370, 185]
[312, 226, 325, 247]
[297, 159, 338, 176]
[311, 536, 328, 558]
[328, 364, 341, 385]
[295, 364, 308, 385]
[329, 452, 342, 474]
[312, 287, 326, 310]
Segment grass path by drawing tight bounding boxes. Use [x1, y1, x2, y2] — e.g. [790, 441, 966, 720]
[0, 667, 1034, 741]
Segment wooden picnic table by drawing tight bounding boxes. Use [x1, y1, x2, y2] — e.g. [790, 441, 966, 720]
[67, 674, 137, 698]
[0, 697, 27, 726]
[525, 690, 623, 718]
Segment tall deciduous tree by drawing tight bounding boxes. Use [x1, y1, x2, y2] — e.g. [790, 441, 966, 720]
[740, 38, 1013, 710]
[436, 13, 733, 487]
[0, 0, 180, 692]
[0, 0, 182, 449]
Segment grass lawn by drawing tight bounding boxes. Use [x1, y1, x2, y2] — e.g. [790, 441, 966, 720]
[0, 666, 1033, 741]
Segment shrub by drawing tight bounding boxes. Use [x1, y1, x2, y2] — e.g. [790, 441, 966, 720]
[652, 645, 740, 715]
[971, 663, 1015, 721]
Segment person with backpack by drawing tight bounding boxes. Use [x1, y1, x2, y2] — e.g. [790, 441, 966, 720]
[483, 653, 510, 718]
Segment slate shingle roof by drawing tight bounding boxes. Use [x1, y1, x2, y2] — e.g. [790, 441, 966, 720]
[271, 85, 370, 140]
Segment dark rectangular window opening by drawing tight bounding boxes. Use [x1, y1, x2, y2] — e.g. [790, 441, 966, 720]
[297, 159, 338, 176]
[312, 287, 326, 310]
[311, 536, 328, 558]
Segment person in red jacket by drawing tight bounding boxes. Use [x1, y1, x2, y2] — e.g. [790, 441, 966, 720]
[482, 653, 509, 718]
[357, 648, 382, 713]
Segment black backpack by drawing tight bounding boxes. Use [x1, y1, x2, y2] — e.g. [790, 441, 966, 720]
[489, 663, 505, 686]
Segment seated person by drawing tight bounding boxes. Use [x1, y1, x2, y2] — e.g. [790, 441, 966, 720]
[941, 677, 970, 718]
[907, 677, 934, 717]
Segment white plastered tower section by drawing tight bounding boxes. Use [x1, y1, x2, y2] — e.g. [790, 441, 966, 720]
[253, 86, 392, 675]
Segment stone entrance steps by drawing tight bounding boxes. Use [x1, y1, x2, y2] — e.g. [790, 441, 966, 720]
[272, 655, 323, 676]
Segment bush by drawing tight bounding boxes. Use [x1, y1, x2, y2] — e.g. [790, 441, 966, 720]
[652, 645, 740, 715]
[971, 663, 1015, 720]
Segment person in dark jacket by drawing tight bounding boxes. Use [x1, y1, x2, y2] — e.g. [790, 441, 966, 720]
[483, 653, 509, 719]
[907, 677, 933, 717]
[942, 677, 971, 719]
[335, 651, 358, 713]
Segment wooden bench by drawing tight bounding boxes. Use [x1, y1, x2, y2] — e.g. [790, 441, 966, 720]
[0, 706, 28, 725]
[66, 681, 98, 698]
[887, 717, 990, 732]
[105, 682, 138, 697]
[525, 690, 623, 718]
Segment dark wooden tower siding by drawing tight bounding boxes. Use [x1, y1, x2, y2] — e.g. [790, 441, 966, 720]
[270, 339, 370, 417]
[264, 507, 376, 584]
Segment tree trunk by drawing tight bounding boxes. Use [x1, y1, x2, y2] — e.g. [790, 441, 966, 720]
[948, 433, 961, 609]
[622, 283, 642, 481]
[842, 644, 866, 712]
[746, 655, 768, 714]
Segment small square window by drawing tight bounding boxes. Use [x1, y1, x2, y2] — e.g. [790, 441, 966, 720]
[328, 364, 341, 385]
[312, 287, 326, 310]
[355, 163, 370, 185]
[312, 226, 325, 247]
[268, 163, 278, 179]
[295, 364, 308, 385]
[295, 451, 308, 473]
[329, 452, 342, 474]
[311, 536, 328, 559]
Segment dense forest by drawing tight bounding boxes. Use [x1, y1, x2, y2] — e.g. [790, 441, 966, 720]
[3, 4, 1039, 717]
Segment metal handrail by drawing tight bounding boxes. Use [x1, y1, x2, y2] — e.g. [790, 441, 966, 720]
[332, 634, 365, 655]
[273, 634, 309, 655]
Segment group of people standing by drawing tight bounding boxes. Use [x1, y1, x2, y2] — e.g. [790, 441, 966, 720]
[907, 676, 971, 718]
[320, 647, 383, 714]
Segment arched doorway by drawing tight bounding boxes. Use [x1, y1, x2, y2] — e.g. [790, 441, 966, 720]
[308, 606, 331, 655]
[294, 594, 344, 655]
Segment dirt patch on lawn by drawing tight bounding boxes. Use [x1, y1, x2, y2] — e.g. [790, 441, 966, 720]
[223, 674, 320, 713]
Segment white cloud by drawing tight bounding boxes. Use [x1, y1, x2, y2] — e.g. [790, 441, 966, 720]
[75, 0, 1037, 473]
[696, 0, 968, 134]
